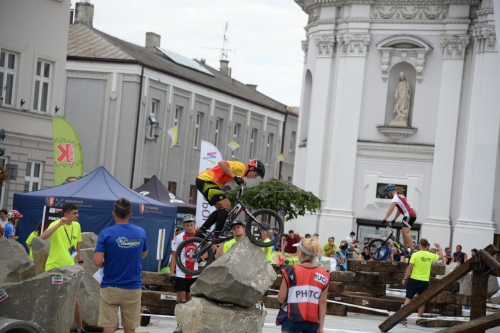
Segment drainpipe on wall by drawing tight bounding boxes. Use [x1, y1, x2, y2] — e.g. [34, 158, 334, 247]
[278, 109, 289, 181]
[130, 65, 145, 188]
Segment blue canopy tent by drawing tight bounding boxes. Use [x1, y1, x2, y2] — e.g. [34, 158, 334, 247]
[14, 166, 177, 272]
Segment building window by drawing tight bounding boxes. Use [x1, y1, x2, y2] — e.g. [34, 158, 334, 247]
[265, 133, 274, 165]
[194, 112, 202, 149]
[168, 181, 177, 195]
[148, 99, 159, 138]
[290, 131, 296, 153]
[189, 185, 197, 204]
[33, 60, 52, 113]
[214, 117, 222, 147]
[249, 128, 258, 159]
[0, 51, 17, 107]
[231, 123, 241, 158]
[25, 162, 43, 192]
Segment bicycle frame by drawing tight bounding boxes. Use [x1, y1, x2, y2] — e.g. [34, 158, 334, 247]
[381, 226, 405, 255]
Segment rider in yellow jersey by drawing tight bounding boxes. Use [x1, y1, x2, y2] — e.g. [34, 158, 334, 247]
[195, 159, 265, 242]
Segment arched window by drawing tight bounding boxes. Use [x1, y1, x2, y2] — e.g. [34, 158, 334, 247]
[376, 35, 432, 83]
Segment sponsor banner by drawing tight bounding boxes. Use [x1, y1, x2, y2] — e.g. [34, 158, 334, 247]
[52, 276, 64, 285]
[196, 141, 223, 227]
[41, 205, 64, 232]
[52, 116, 84, 186]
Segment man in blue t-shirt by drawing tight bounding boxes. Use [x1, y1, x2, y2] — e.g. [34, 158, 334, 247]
[93, 198, 148, 333]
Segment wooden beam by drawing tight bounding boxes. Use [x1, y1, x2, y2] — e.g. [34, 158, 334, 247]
[479, 249, 500, 277]
[328, 293, 403, 311]
[435, 292, 471, 306]
[347, 260, 445, 275]
[141, 290, 177, 308]
[470, 270, 489, 321]
[142, 271, 171, 286]
[420, 319, 463, 328]
[378, 244, 499, 332]
[438, 304, 462, 317]
[329, 281, 386, 296]
[326, 303, 348, 316]
[435, 312, 500, 333]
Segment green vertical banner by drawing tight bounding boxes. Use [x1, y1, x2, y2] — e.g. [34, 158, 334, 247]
[52, 116, 84, 186]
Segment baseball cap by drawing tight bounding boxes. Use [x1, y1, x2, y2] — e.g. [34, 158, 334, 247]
[230, 220, 245, 228]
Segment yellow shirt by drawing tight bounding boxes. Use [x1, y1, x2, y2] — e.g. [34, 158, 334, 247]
[409, 250, 439, 281]
[262, 238, 272, 262]
[26, 231, 39, 261]
[323, 243, 339, 257]
[45, 220, 82, 271]
[197, 161, 248, 186]
[223, 239, 237, 254]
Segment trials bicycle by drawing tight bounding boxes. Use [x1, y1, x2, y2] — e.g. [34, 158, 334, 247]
[368, 221, 410, 261]
[175, 184, 284, 275]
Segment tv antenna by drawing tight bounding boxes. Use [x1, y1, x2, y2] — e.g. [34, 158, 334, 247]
[200, 22, 235, 60]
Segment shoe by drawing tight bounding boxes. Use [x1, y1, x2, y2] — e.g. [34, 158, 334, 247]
[416, 319, 422, 325]
[78, 329, 90, 333]
[213, 231, 234, 244]
[173, 324, 182, 333]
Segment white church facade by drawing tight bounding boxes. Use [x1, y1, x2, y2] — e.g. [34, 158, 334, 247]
[291, 0, 500, 253]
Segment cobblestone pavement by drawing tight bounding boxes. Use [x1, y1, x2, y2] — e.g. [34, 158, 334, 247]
[135, 307, 500, 333]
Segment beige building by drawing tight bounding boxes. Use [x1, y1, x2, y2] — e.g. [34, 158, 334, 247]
[0, 0, 71, 208]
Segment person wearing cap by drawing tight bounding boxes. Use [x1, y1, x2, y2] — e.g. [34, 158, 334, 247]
[169, 214, 198, 333]
[215, 220, 246, 259]
[277, 238, 329, 333]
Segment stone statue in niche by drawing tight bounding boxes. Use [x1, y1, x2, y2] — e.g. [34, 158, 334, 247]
[389, 71, 411, 127]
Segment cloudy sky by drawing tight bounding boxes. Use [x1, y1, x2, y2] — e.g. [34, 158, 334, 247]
[72, 0, 307, 107]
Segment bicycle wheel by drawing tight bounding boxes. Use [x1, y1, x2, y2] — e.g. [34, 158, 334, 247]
[175, 237, 215, 275]
[245, 209, 284, 247]
[368, 238, 390, 261]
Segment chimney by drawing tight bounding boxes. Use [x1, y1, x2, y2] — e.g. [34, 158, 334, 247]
[246, 84, 258, 90]
[146, 32, 161, 49]
[74, 2, 94, 27]
[219, 59, 232, 77]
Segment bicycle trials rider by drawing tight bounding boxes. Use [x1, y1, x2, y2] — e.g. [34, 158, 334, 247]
[382, 184, 416, 256]
[195, 159, 265, 242]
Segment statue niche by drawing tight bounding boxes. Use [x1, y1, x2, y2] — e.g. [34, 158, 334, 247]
[389, 71, 411, 127]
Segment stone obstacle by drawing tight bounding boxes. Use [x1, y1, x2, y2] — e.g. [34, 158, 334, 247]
[175, 237, 276, 333]
[0, 238, 35, 284]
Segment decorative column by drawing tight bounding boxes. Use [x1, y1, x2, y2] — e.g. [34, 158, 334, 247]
[422, 35, 470, 245]
[454, 5, 499, 251]
[319, 33, 371, 240]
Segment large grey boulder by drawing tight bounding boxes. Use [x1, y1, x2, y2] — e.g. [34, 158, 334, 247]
[71, 248, 101, 331]
[458, 273, 499, 297]
[0, 237, 35, 284]
[80, 232, 98, 250]
[0, 265, 83, 333]
[191, 237, 277, 307]
[175, 297, 266, 333]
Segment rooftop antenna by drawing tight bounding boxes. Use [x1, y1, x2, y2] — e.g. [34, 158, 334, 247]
[200, 22, 235, 60]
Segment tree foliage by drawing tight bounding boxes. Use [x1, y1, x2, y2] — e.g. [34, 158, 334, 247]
[226, 178, 322, 221]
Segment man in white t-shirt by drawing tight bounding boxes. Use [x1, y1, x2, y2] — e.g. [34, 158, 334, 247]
[169, 215, 198, 333]
[0, 209, 8, 229]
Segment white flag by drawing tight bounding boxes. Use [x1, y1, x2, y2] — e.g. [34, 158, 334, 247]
[227, 139, 240, 151]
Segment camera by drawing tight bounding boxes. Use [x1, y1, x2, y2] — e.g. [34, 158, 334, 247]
[340, 243, 348, 250]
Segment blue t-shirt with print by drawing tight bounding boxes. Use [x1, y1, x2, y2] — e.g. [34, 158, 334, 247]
[95, 223, 148, 289]
[4, 222, 14, 239]
[379, 245, 392, 261]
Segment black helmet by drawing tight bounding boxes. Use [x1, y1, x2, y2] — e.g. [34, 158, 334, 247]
[230, 220, 245, 228]
[249, 159, 265, 179]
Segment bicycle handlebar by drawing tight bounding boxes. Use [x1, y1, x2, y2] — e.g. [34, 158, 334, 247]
[235, 183, 246, 200]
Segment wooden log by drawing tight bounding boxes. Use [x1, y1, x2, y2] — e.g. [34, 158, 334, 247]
[378, 244, 499, 332]
[348, 260, 445, 275]
[142, 271, 171, 286]
[438, 304, 462, 317]
[326, 303, 347, 316]
[478, 249, 500, 277]
[420, 320, 463, 328]
[330, 271, 379, 283]
[141, 305, 176, 316]
[328, 281, 386, 296]
[271, 277, 282, 289]
[141, 290, 177, 309]
[435, 292, 471, 306]
[262, 296, 280, 309]
[435, 312, 500, 333]
[470, 270, 489, 321]
[328, 293, 403, 311]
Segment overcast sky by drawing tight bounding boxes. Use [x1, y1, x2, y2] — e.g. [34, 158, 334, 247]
[72, 0, 307, 107]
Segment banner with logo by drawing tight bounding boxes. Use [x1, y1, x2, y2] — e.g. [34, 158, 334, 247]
[196, 141, 223, 227]
[52, 116, 84, 186]
[41, 205, 64, 233]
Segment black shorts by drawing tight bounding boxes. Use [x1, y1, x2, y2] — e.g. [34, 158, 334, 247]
[174, 277, 197, 293]
[405, 278, 428, 299]
[195, 178, 227, 206]
[402, 216, 416, 229]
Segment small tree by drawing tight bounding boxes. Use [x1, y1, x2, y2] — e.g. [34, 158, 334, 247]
[226, 178, 322, 221]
